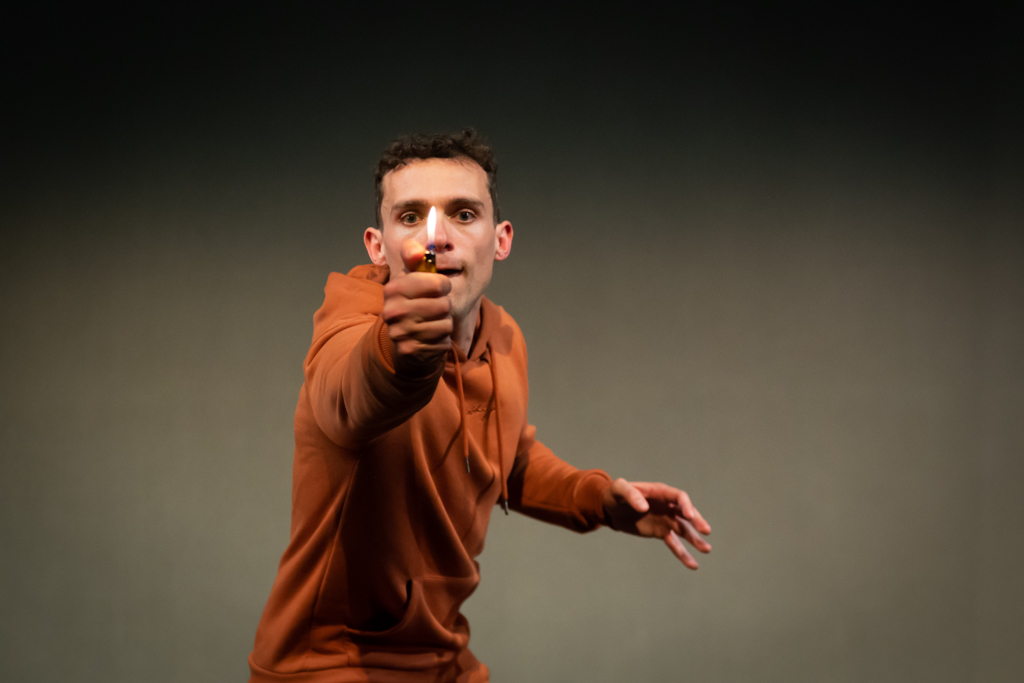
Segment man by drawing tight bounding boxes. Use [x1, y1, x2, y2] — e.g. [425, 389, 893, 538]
[248, 130, 711, 683]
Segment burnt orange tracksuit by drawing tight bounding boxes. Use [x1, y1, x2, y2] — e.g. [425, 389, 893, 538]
[249, 264, 613, 682]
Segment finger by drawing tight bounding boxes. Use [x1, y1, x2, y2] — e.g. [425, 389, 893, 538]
[394, 337, 452, 358]
[410, 319, 455, 343]
[664, 530, 699, 570]
[674, 517, 711, 553]
[673, 490, 710, 535]
[401, 239, 427, 272]
[688, 506, 711, 536]
[614, 479, 649, 514]
[406, 296, 452, 322]
[632, 482, 685, 511]
[403, 273, 452, 298]
[391, 318, 455, 344]
[384, 272, 452, 301]
[631, 482, 711, 535]
[692, 509, 711, 535]
[384, 297, 452, 325]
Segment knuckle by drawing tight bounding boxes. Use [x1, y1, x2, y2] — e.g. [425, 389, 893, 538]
[382, 300, 406, 321]
[384, 280, 408, 299]
[426, 299, 446, 319]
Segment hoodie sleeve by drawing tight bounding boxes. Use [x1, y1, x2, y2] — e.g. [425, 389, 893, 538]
[304, 314, 444, 448]
[506, 424, 613, 533]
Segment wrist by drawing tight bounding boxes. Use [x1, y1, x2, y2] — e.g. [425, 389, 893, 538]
[599, 482, 617, 531]
[575, 471, 615, 530]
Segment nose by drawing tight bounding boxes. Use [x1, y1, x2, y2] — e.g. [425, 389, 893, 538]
[431, 214, 451, 251]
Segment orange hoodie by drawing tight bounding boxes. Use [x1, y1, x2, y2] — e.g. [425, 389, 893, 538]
[248, 264, 614, 683]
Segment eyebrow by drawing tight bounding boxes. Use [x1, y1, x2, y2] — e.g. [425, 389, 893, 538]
[389, 198, 486, 215]
[390, 200, 428, 215]
[445, 197, 486, 212]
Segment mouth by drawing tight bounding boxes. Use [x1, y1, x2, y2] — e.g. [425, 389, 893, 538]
[437, 267, 462, 277]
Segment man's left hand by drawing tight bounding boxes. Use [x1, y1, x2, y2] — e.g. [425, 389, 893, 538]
[601, 478, 712, 570]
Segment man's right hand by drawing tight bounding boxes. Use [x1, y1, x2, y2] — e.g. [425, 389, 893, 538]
[381, 239, 453, 374]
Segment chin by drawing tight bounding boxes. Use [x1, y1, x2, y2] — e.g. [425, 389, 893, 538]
[450, 292, 479, 322]
[450, 300, 471, 322]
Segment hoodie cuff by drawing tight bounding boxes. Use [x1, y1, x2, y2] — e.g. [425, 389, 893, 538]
[576, 470, 613, 529]
[375, 317, 396, 372]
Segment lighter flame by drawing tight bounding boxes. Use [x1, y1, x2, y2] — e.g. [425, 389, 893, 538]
[426, 206, 436, 250]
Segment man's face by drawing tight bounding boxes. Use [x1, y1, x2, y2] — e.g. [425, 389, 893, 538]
[365, 157, 513, 322]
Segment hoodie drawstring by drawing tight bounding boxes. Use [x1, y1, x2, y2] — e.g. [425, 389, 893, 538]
[451, 344, 509, 515]
[486, 342, 509, 515]
[452, 352, 470, 474]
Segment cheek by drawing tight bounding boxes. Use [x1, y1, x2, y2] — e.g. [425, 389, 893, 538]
[383, 235, 406, 267]
[474, 248, 495, 277]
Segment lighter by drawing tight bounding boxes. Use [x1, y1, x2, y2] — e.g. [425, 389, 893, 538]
[415, 206, 437, 273]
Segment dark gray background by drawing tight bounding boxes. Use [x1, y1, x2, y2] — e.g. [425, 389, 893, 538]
[2, 4, 1021, 682]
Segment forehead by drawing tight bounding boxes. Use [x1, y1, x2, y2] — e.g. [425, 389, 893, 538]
[381, 157, 490, 210]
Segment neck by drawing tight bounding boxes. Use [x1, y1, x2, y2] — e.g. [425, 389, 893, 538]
[451, 300, 482, 357]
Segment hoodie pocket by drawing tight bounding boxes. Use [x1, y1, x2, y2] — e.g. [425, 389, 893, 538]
[312, 575, 477, 655]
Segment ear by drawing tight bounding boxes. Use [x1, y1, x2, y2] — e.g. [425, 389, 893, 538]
[494, 220, 513, 261]
[364, 227, 388, 266]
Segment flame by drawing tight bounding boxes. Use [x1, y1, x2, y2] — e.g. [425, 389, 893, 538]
[426, 206, 436, 250]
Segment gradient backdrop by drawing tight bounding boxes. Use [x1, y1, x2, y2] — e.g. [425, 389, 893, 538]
[2, 4, 1021, 682]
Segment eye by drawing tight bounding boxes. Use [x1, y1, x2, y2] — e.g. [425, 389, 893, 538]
[455, 210, 475, 222]
[400, 213, 419, 226]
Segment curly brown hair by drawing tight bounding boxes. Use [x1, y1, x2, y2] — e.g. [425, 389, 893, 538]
[374, 128, 499, 228]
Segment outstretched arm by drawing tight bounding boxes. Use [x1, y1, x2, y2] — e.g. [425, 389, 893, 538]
[601, 479, 712, 570]
[506, 433, 613, 532]
[306, 240, 454, 446]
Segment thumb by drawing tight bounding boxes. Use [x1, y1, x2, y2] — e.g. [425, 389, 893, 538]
[622, 483, 650, 514]
[401, 239, 427, 273]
